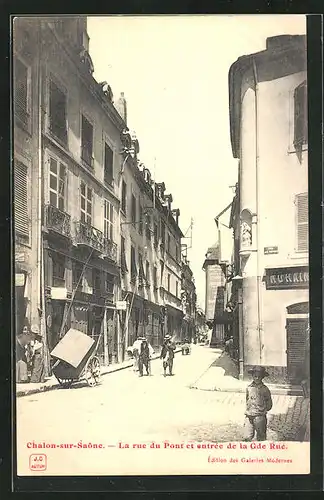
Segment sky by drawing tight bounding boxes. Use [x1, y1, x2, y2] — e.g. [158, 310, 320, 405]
[87, 14, 306, 310]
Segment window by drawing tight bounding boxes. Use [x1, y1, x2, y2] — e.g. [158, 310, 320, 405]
[49, 157, 67, 211]
[167, 273, 171, 292]
[294, 81, 307, 150]
[131, 194, 137, 224]
[145, 214, 151, 240]
[14, 160, 29, 239]
[121, 180, 127, 214]
[138, 252, 145, 284]
[160, 221, 166, 246]
[296, 193, 308, 252]
[176, 281, 178, 298]
[104, 143, 114, 185]
[93, 268, 101, 294]
[80, 181, 92, 225]
[72, 261, 83, 288]
[154, 223, 158, 247]
[81, 115, 93, 167]
[131, 245, 137, 281]
[52, 253, 66, 287]
[145, 261, 150, 285]
[153, 266, 158, 288]
[167, 233, 171, 253]
[105, 273, 114, 302]
[49, 80, 67, 144]
[14, 58, 29, 127]
[121, 236, 128, 274]
[160, 260, 164, 285]
[139, 204, 143, 235]
[104, 200, 114, 241]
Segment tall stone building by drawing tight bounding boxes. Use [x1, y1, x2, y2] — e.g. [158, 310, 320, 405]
[228, 35, 308, 384]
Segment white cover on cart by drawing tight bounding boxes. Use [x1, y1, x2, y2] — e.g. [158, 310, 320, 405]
[50, 328, 95, 368]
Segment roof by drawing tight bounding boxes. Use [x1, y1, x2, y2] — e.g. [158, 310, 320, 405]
[228, 35, 307, 159]
[202, 243, 219, 270]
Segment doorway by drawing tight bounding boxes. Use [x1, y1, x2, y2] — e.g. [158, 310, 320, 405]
[286, 302, 309, 384]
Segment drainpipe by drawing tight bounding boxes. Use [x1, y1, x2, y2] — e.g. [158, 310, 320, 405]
[252, 57, 263, 364]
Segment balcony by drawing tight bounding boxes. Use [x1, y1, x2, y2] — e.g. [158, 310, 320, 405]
[44, 204, 71, 238]
[74, 221, 117, 262]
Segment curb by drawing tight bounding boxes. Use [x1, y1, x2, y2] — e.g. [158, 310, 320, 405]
[189, 385, 303, 396]
[16, 349, 181, 398]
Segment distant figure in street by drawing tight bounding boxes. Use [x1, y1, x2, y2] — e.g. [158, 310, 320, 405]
[30, 325, 45, 383]
[138, 338, 154, 376]
[132, 337, 143, 372]
[16, 326, 32, 383]
[243, 366, 273, 441]
[160, 335, 176, 377]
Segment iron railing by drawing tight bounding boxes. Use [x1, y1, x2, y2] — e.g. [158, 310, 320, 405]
[45, 204, 71, 238]
[74, 221, 117, 262]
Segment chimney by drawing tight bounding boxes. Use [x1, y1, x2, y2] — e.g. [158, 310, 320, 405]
[116, 92, 127, 124]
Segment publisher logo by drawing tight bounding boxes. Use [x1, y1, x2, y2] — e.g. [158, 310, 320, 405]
[29, 454, 47, 471]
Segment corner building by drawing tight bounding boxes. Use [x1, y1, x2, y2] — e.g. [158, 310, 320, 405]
[228, 35, 308, 384]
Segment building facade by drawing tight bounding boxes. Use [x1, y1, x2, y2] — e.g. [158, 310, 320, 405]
[180, 256, 197, 342]
[228, 35, 308, 383]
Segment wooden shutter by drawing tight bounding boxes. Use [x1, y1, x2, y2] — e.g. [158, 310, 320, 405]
[14, 59, 28, 123]
[294, 81, 307, 148]
[104, 143, 113, 184]
[14, 161, 29, 238]
[296, 193, 308, 252]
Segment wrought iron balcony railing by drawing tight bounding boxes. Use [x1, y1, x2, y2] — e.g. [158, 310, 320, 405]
[74, 221, 117, 262]
[45, 204, 71, 238]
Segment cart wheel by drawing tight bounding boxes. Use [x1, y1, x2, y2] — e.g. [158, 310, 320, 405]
[85, 356, 101, 387]
[55, 375, 73, 389]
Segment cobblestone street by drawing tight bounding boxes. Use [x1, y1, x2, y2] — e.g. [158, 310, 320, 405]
[17, 346, 309, 448]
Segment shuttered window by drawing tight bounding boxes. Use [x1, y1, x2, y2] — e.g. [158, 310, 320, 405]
[294, 81, 307, 149]
[104, 199, 113, 241]
[131, 245, 137, 281]
[14, 58, 29, 126]
[121, 180, 127, 214]
[296, 193, 308, 252]
[49, 80, 67, 144]
[14, 160, 29, 238]
[120, 236, 128, 274]
[81, 115, 93, 167]
[104, 143, 113, 185]
[131, 194, 136, 224]
[80, 181, 92, 225]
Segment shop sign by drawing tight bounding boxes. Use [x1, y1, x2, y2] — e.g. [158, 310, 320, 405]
[265, 266, 309, 290]
[264, 246, 278, 255]
[51, 287, 68, 300]
[116, 300, 127, 310]
[15, 273, 25, 287]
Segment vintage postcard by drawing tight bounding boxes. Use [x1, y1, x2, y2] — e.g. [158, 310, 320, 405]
[14, 14, 310, 477]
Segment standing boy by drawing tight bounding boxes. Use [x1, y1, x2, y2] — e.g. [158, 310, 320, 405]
[244, 366, 273, 441]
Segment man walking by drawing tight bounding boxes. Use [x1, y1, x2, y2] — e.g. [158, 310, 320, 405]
[160, 335, 176, 377]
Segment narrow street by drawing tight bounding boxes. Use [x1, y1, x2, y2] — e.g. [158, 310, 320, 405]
[17, 345, 309, 447]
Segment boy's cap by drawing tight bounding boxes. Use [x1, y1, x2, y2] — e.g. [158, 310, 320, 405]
[248, 366, 269, 378]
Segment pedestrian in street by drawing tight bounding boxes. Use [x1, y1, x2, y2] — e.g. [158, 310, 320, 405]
[16, 326, 32, 383]
[30, 325, 45, 383]
[243, 366, 273, 442]
[160, 335, 176, 377]
[132, 337, 143, 373]
[138, 338, 152, 376]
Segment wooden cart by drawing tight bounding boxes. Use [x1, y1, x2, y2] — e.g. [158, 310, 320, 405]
[50, 328, 101, 388]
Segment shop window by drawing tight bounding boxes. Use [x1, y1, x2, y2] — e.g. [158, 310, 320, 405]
[294, 81, 307, 150]
[296, 192, 308, 252]
[52, 253, 66, 287]
[104, 142, 113, 185]
[14, 57, 30, 128]
[81, 114, 93, 167]
[49, 79, 67, 144]
[121, 180, 127, 214]
[80, 181, 92, 225]
[14, 160, 29, 240]
[104, 200, 114, 241]
[49, 157, 67, 211]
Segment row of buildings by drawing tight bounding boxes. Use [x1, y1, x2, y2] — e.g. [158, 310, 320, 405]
[203, 34, 309, 385]
[14, 16, 197, 372]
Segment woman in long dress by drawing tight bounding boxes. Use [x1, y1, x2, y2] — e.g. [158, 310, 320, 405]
[30, 325, 45, 383]
[16, 326, 30, 383]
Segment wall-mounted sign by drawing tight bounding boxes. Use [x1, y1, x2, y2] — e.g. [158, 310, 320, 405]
[264, 246, 278, 255]
[265, 266, 309, 290]
[116, 300, 127, 311]
[15, 274, 26, 287]
[51, 287, 68, 300]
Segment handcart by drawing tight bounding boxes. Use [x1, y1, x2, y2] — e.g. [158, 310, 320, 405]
[50, 328, 101, 388]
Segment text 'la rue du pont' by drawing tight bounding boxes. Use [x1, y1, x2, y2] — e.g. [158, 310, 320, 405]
[118, 442, 287, 450]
